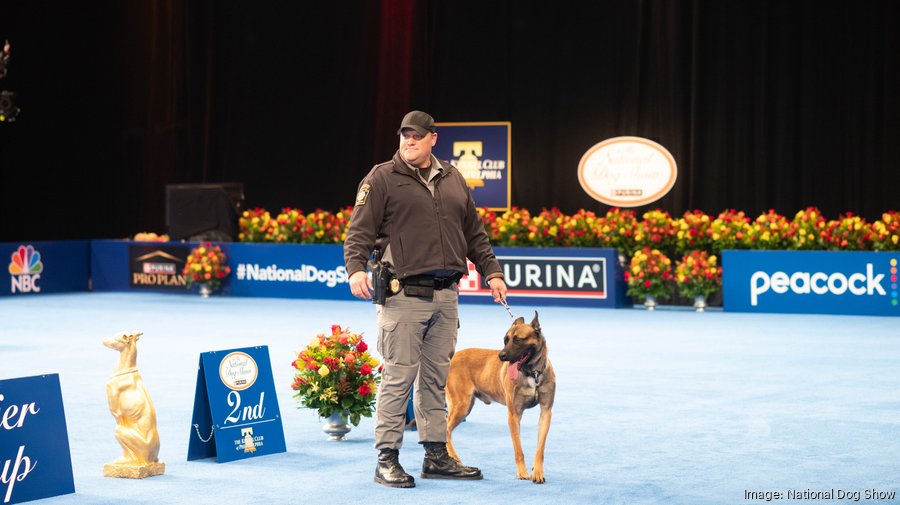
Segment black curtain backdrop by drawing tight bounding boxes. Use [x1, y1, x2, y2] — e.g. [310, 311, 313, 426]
[1, 0, 898, 241]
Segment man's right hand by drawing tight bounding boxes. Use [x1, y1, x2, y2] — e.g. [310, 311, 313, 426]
[349, 271, 374, 300]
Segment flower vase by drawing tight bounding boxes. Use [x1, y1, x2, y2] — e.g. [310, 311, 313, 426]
[644, 295, 657, 311]
[322, 411, 351, 441]
[198, 284, 212, 298]
[693, 295, 707, 312]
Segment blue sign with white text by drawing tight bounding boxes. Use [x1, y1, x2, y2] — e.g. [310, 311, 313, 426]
[187, 346, 286, 463]
[1, 241, 89, 297]
[432, 122, 511, 210]
[723, 250, 899, 316]
[0, 374, 75, 504]
[228, 243, 351, 300]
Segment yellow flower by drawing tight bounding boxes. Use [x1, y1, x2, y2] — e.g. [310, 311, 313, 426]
[632, 265, 642, 274]
[367, 356, 380, 367]
[318, 365, 330, 376]
[308, 337, 321, 348]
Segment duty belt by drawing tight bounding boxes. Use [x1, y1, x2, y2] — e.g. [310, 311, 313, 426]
[401, 273, 462, 290]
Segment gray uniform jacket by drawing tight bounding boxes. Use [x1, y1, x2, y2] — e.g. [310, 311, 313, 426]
[344, 151, 502, 282]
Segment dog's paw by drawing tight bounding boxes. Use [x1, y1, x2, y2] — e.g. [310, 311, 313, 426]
[516, 470, 532, 480]
[531, 470, 545, 484]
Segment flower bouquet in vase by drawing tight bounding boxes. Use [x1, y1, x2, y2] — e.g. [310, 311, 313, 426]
[624, 247, 673, 310]
[291, 325, 381, 440]
[182, 243, 231, 297]
[674, 250, 722, 311]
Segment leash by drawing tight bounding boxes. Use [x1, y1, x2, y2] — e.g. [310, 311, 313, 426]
[500, 298, 515, 320]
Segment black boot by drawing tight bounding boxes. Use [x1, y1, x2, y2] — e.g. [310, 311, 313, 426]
[421, 442, 483, 480]
[375, 449, 415, 488]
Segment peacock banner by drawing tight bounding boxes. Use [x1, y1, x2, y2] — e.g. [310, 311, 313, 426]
[723, 250, 899, 316]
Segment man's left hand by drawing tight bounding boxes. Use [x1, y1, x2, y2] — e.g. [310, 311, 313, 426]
[488, 277, 507, 303]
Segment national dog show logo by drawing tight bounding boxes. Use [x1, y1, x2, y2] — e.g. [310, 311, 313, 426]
[8, 244, 43, 293]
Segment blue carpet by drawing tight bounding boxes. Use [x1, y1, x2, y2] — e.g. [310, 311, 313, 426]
[2, 293, 899, 504]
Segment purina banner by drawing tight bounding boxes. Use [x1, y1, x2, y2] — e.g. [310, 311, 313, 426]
[723, 250, 899, 316]
[0, 374, 75, 504]
[432, 122, 511, 210]
[128, 244, 190, 291]
[460, 247, 631, 308]
[187, 346, 286, 463]
[1, 241, 89, 296]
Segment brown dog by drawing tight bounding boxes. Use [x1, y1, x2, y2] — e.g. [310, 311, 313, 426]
[445, 311, 555, 483]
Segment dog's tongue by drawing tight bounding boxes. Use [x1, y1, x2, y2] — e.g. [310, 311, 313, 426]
[507, 361, 520, 381]
[507, 353, 529, 381]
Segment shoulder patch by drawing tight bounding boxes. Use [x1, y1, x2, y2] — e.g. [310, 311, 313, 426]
[355, 183, 371, 206]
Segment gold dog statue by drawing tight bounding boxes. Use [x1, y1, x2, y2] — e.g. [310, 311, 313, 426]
[102, 331, 165, 478]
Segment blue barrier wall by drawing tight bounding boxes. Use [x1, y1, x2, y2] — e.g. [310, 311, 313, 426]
[91, 240, 630, 308]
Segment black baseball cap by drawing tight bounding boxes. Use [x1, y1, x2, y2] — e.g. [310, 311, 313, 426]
[397, 110, 435, 136]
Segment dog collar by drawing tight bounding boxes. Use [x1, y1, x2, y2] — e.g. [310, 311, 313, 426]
[111, 367, 139, 377]
[521, 355, 547, 387]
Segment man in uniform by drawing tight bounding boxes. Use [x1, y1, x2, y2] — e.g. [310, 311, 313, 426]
[344, 110, 508, 488]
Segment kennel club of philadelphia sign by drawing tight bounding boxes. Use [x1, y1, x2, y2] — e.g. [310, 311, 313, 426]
[433, 122, 511, 210]
[578, 136, 678, 207]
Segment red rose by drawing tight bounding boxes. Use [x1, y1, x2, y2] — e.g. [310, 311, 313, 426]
[356, 341, 368, 353]
[643, 280, 652, 288]
[360, 364, 372, 375]
[358, 383, 371, 396]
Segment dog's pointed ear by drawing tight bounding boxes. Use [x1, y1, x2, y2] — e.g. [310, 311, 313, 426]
[531, 311, 541, 333]
[514, 316, 525, 325]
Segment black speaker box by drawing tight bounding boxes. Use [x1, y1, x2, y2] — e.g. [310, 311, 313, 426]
[165, 183, 245, 242]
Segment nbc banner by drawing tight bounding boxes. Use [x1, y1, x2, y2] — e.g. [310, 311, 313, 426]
[432, 122, 511, 210]
[2, 242, 90, 296]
